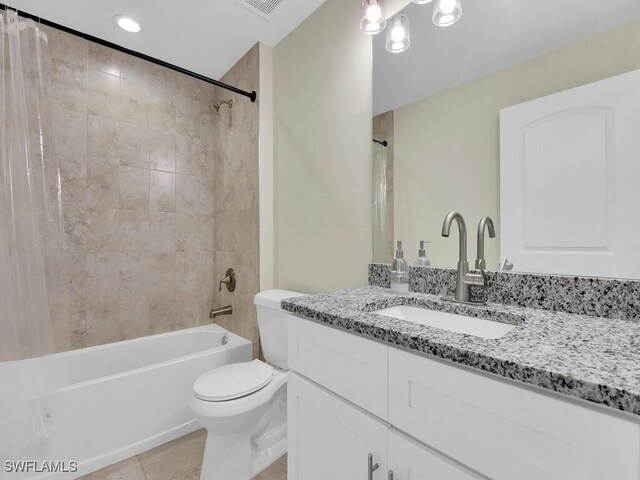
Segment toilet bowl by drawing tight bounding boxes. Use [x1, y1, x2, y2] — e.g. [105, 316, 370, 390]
[190, 289, 304, 480]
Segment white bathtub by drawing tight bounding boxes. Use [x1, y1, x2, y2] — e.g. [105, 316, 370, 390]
[1, 324, 252, 479]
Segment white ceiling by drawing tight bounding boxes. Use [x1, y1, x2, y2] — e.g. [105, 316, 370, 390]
[374, 0, 640, 115]
[4, 0, 326, 79]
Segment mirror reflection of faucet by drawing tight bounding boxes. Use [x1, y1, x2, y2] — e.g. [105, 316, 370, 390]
[441, 211, 495, 305]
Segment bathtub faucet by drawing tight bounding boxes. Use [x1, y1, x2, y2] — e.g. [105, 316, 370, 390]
[210, 305, 233, 319]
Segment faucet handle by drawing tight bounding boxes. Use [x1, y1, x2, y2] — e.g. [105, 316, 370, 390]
[218, 268, 236, 292]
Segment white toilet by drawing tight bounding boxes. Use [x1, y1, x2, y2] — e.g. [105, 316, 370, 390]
[189, 289, 304, 480]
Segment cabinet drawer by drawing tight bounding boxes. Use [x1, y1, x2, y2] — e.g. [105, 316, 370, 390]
[289, 316, 388, 419]
[389, 348, 640, 480]
[288, 372, 388, 480]
[388, 428, 482, 480]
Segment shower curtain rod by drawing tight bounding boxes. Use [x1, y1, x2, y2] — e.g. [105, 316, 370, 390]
[0, 3, 257, 103]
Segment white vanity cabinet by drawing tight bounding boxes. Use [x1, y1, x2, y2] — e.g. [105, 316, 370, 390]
[288, 316, 640, 480]
[287, 372, 388, 480]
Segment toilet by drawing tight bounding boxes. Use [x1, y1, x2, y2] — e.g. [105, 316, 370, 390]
[189, 289, 304, 480]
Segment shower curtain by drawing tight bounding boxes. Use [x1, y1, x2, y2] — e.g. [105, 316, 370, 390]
[0, 9, 55, 457]
[372, 142, 392, 263]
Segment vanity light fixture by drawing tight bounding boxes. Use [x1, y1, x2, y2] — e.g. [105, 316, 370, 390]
[386, 13, 410, 53]
[412, 0, 433, 3]
[114, 15, 141, 33]
[360, 0, 386, 35]
[432, 0, 462, 27]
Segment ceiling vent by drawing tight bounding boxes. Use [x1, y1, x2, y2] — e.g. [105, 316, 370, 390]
[236, 0, 285, 18]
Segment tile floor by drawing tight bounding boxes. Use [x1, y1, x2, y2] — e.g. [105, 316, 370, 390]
[79, 429, 287, 480]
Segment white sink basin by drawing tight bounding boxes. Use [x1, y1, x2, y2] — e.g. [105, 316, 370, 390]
[373, 305, 517, 339]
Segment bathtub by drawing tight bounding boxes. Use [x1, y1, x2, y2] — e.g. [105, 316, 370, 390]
[1, 324, 252, 479]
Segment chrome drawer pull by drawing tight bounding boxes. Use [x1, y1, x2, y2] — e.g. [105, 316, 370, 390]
[368, 453, 379, 480]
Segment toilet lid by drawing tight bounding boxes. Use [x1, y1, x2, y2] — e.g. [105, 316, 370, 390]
[193, 359, 274, 402]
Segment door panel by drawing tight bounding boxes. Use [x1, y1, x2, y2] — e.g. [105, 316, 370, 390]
[500, 68, 640, 278]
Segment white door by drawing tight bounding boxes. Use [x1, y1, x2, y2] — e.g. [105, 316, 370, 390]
[500, 69, 640, 278]
[387, 429, 482, 480]
[287, 372, 388, 480]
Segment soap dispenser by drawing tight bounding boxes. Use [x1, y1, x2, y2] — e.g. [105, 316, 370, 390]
[414, 240, 431, 267]
[391, 241, 409, 293]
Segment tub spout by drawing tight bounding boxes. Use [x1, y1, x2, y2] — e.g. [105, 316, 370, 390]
[210, 305, 233, 319]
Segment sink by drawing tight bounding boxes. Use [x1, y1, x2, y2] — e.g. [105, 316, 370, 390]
[373, 305, 516, 339]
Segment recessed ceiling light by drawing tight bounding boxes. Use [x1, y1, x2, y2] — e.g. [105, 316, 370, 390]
[114, 15, 141, 33]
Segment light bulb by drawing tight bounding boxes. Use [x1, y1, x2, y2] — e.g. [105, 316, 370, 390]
[386, 13, 409, 53]
[433, 0, 461, 27]
[360, 0, 386, 35]
[391, 25, 405, 42]
[366, 4, 382, 23]
[440, 0, 456, 15]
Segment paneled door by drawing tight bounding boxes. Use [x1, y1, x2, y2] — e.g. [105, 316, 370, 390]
[500, 69, 640, 278]
[287, 372, 388, 480]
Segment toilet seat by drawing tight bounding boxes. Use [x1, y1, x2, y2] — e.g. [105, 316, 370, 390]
[194, 359, 274, 402]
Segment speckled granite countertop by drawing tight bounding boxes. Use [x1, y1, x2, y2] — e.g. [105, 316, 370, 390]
[282, 286, 640, 417]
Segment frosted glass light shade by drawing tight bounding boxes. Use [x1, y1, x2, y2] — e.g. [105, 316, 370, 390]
[412, 0, 433, 4]
[360, 0, 386, 35]
[433, 0, 462, 27]
[386, 13, 410, 53]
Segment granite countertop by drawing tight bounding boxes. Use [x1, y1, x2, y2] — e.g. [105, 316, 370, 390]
[282, 286, 640, 417]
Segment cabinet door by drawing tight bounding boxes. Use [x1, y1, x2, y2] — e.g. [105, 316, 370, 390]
[288, 372, 388, 480]
[388, 429, 483, 480]
[389, 347, 640, 480]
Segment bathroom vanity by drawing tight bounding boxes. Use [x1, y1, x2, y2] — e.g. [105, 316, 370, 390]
[283, 286, 640, 480]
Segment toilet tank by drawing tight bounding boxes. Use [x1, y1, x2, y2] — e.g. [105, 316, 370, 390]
[254, 289, 305, 370]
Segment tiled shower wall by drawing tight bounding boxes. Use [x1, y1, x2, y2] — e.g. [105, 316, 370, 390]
[42, 27, 219, 352]
[211, 44, 261, 359]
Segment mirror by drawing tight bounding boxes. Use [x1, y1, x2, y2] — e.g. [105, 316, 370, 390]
[372, 0, 640, 280]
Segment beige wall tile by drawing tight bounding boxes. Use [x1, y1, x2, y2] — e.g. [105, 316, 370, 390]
[176, 132, 201, 175]
[119, 166, 149, 210]
[149, 128, 176, 172]
[89, 43, 122, 77]
[52, 59, 87, 111]
[149, 253, 176, 294]
[176, 252, 200, 291]
[52, 107, 87, 160]
[176, 214, 200, 253]
[88, 115, 121, 165]
[176, 174, 200, 214]
[51, 30, 89, 66]
[150, 170, 176, 212]
[120, 124, 150, 169]
[50, 157, 87, 206]
[118, 295, 151, 340]
[87, 159, 119, 208]
[120, 254, 152, 296]
[118, 210, 149, 253]
[149, 212, 177, 253]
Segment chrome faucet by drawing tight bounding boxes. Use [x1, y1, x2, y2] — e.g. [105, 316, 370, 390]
[475, 216, 495, 271]
[441, 211, 486, 304]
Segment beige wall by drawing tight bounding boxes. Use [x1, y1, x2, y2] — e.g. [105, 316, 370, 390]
[42, 27, 217, 352]
[273, 0, 373, 293]
[212, 44, 261, 359]
[393, 19, 640, 270]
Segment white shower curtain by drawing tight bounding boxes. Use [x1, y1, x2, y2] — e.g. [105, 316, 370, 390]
[0, 9, 55, 457]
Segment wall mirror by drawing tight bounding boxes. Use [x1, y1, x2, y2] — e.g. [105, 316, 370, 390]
[372, 0, 640, 280]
